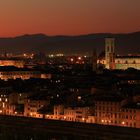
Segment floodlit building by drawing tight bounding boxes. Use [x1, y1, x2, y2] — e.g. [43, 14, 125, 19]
[94, 95, 140, 128]
[53, 104, 95, 123]
[0, 66, 51, 81]
[98, 38, 140, 70]
[64, 106, 90, 122]
[24, 96, 49, 118]
[115, 55, 140, 70]
[0, 58, 25, 68]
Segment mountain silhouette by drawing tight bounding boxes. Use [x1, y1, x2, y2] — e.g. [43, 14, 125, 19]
[0, 32, 140, 55]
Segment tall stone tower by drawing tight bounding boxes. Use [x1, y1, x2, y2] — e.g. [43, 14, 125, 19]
[105, 38, 115, 69]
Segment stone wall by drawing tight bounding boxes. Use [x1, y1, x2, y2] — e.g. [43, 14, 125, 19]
[0, 115, 139, 140]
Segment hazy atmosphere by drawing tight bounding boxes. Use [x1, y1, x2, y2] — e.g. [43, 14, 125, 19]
[0, 0, 140, 37]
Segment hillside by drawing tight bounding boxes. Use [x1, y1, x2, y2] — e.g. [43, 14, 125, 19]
[0, 32, 140, 55]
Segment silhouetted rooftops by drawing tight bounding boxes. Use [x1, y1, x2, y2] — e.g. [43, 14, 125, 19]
[94, 94, 124, 102]
[0, 66, 39, 72]
[122, 102, 140, 109]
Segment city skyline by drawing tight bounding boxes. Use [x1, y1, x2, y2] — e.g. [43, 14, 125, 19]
[0, 1, 139, 139]
[0, 0, 140, 37]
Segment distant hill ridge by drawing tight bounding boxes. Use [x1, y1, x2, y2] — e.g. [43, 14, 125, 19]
[0, 31, 140, 55]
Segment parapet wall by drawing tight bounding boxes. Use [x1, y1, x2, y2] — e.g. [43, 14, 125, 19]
[0, 115, 139, 140]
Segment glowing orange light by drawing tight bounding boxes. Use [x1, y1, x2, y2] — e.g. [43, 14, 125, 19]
[78, 57, 82, 60]
[70, 58, 74, 62]
[101, 119, 104, 123]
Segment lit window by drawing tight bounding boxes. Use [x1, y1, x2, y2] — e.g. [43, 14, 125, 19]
[2, 103, 5, 108]
[78, 96, 81, 100]
[101, 119, 104, 123]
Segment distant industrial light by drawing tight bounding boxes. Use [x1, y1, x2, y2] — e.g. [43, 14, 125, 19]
[49, 54, 54, 58]
[78, 96, 81, 100]
[56, 53, 64, 57]
[70, 58, 74, 62]
[78, 57, 82, 60]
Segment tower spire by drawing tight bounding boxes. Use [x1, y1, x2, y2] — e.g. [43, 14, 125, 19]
[105, 38, 115, 70]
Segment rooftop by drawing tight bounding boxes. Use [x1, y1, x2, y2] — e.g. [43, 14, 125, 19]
[122, 102, 140, 109]
[94, 95, 124, 102]
[0, 66, 39, 72]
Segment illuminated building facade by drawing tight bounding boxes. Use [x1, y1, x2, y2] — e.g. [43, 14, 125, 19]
[98, 38, 140, 70]
[115, 56, 140, 70]
[24, 98, 49, 118]
[0, 92, 9, 115]
[94, 96, 140, 128]
[0, 66, 51, 81]
[0, 59, 25, 68]
[64, 107, 90, 122]
[0, 71, 40, 81]
[0, 87, 19, 115]
[53, 105, 95, 123]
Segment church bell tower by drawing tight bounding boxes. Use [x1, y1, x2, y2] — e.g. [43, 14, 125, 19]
[105, 38, 115, 70]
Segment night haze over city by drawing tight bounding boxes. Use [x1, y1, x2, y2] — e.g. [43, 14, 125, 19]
[0, 0, 139, 140]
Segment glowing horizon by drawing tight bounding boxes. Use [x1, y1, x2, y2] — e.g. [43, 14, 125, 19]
[0, 0, 140, 37]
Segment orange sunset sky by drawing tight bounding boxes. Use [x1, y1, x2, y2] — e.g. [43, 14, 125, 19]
[0, 0, 140, 37]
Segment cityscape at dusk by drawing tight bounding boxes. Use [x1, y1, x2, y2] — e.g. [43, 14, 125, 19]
[0, 0, 139, 140]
